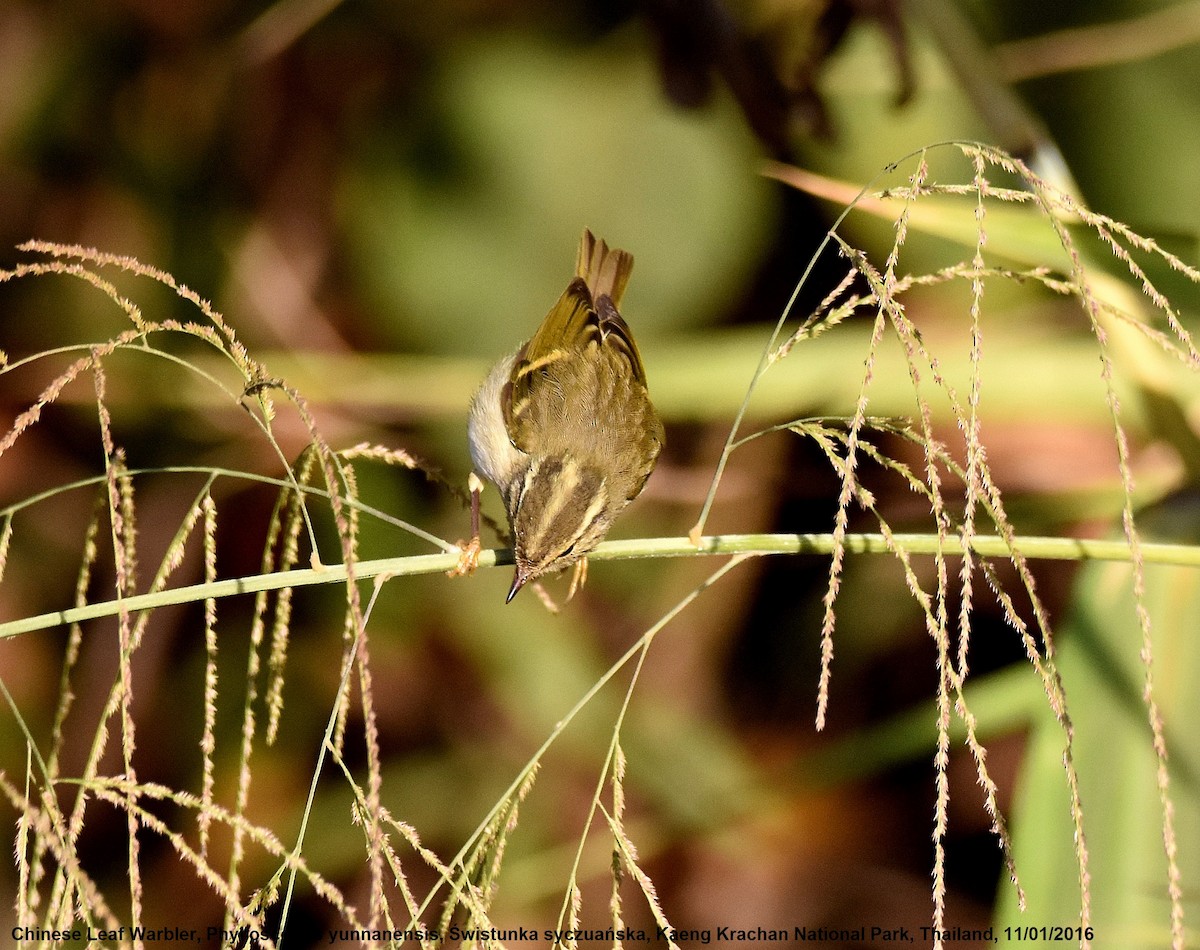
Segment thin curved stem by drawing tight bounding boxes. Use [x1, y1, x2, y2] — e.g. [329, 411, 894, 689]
[4, 532, 1197, 640]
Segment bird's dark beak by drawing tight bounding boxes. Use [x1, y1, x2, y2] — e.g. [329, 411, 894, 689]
[506, 565, 532, 603]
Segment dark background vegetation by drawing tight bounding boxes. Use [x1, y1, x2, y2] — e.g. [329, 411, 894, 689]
[2, 0, 1198, 947]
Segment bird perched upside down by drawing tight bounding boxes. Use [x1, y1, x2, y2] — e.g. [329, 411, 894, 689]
[452, 229, 664, 602]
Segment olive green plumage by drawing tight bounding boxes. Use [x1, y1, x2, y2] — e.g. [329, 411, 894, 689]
[468, 229, 664, 601]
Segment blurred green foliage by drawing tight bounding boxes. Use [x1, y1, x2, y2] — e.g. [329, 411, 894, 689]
[2, 0, 1199, 946]
[341, 32, 775, 354]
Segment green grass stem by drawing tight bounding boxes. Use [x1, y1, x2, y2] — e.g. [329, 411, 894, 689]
[4, 532, 1197, 640]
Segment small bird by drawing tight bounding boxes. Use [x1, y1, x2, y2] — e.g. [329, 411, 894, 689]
[455, 229, 664, 602]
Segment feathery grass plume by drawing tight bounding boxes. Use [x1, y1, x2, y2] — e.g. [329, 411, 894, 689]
[340, 484, 387, 933]
[43, 494, 104, 787]
[833, 231, 974, 944]
[563, 884, 583, 950]
[330, 451, 362, 754]
[756, 141, 1200, 946]
[1001, 148, 1186, 950]
[2, 241, 302, 926]
[0, 243, 457, 946]
[340, 441, 423, 470]
[815, 155, 931, 734]
[609, 742, 628, 950]
[306, 434, 391, 931]
[277, 401, 387, 930]
[226, 488, 282, 916]
[351, 797, 407, 939]
[0, 345, 114, 460]
[84, 471, 225, 868]
[263, 449, 315, 748]
[381, 789, 495, 940]
[769, 264, 863, 364]
[86, 776, 363, 936]
[16, 241, 249, 361]
[137, 479, 215, 607]
[93, 357, 147, 939]
[91, 784, 281, 950]
[200, 492, 220, 858]
[436, 764, 540, 939]
[226, 446, 320, 923]
[600, 800, 678, 950]
[802, 422, 1014, 890]
[547, 558, 749, 949]
[331, 734, 450, 950]
[15, 755, 34, 933]
[801, 419, 1029, 905]
[0, 514, 12, 585]
[88, 752, 369, 936]
[956, 148, 990, 679]
[935, 146, 1162, 946]
[0, 242, 379, 942]
[0, 769, 126, 936]
[800, 420, 974, 937]
[769, 150, 1091, 942]
[271, 567, 399, 946]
